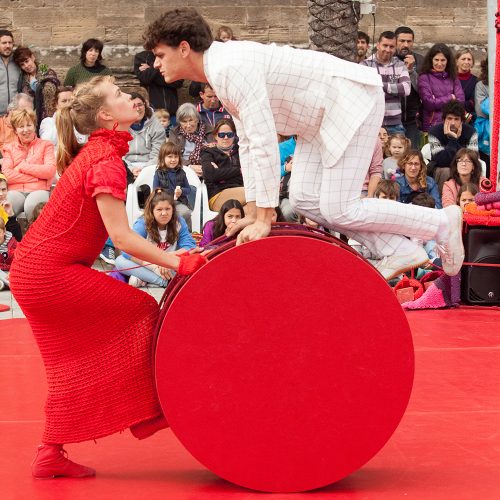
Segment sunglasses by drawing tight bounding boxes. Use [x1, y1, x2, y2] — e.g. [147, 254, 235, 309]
[217, 132, 235, 139]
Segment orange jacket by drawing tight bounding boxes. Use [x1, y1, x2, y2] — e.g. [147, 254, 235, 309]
[2, 137, 56, 192]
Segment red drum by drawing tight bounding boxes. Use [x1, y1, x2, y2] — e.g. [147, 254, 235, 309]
[155, 224, 414, 492]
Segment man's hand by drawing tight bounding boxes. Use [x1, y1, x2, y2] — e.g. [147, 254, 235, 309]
[139, 63, 150, 72]
[403, 54, 415, 71]
[235, 220, 271, 245]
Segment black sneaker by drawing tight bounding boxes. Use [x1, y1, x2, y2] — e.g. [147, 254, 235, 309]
[99, 245, 116, 265]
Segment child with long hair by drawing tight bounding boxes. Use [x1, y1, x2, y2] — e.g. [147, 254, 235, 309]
[115, 189, 196, 287]
[382, 134, 410, 179]
[457, 182, 478, 212]
[200, 198, 245, 247]
[153, 141, 192, 229]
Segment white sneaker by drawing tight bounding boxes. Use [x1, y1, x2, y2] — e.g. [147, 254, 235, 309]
[372, 246, 429, 281]
[128, 276, 146, 288]
[436, 205, 464, 276]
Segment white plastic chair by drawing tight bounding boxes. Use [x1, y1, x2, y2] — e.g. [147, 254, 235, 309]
[201, 183, 219, 228]
[421, 143, 431, 164]
[125, 165, 156, 227]
[479, 159, 487, 178]
[183, 167, 202, 233]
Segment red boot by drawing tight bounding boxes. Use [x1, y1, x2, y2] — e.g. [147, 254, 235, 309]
[130, 415, 169, 440]
[32, 444, 96, 479]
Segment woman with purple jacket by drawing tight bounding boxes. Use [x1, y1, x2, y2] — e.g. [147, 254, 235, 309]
[418, 44, 465, 132]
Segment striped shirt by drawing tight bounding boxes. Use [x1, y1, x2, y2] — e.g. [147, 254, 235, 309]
[361, 55, 410, 127]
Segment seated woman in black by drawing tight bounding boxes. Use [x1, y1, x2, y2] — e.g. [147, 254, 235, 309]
[200, 119, 246, 212]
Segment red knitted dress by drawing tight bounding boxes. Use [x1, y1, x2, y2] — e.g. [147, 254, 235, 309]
[9, 128, 163, 444]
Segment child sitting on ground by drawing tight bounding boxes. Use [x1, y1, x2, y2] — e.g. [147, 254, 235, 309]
[153, 141, 192, 230]
[114, 189, 196, 288]
[410, 192, 438, 262]
[0, 218, 18, 289]
[200, 199, 245, 247]
[457, 182, 479, 212]
[374, 179, 400, 201]
[0, 174, 22, 241]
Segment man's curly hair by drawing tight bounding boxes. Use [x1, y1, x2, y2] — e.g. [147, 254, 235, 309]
[144, 8, 213, 52]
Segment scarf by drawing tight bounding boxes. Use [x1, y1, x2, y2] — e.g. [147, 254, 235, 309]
[179, 122, 206, 164]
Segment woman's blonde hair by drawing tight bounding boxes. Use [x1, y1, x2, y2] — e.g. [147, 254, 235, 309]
[10, 109, 36, 130]
[56, 75, 114, 175]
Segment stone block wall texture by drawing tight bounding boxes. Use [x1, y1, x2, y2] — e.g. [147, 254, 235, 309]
[0, 0, 488, 93]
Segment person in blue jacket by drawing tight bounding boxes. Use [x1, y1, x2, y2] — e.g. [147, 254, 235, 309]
[396, 150, 442, 208]
[115, 189, 196, 287]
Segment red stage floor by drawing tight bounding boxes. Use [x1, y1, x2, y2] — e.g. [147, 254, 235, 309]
[1, 309, 499, 499]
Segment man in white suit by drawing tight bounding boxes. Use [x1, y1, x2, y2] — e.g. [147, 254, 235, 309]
[144, 8, 464, 280]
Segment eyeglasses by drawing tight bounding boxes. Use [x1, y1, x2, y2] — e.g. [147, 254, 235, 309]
[457, 159, 473, 164]
[217, 132, 235, 139]
[406, 162, 421, 167]
[134, 103, 145, 109]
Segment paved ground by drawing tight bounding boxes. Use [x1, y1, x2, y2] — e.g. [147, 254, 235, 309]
[0, 259, 166, 320]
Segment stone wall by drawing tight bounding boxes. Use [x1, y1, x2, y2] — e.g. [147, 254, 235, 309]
[0, 0, 488, 92]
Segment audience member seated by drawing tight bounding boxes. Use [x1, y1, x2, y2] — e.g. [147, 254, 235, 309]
[154, 108, 172, 138]
[115, 189, 195, 288]
[200, 118, 245, 211]
[474, 58, 490, 171]
[123, 92, 166, 177]
[0, 93, 34, 160]
[2, 109, 55, 219]
[441, 148, 483, 207]
[64, 38, 112, 87]
[455, 48, 477, 122]
[457, 182, 478, 212]
[215, 25, 237, 42]
[279, 135, 296, 176]
[153, 142, 192, 230]
[382, 133, 410, 179]
[361, 31, 410, 135]
[39, 86, 86, 147]
[0, 173, 21, 241]
[199, 198, 245, 247]
[418, 43, 465, 132]
[356, 31, 370, 63]
[362, 140, 383, 197]
[169, 102, 213, 177]
[378, 127, 389, 154]
[428, 100, 478, 192]
[396, 150, 442, 208]
[410, 192, 438, 261]
[374, 179, 400, 200]
[196, 83, 231, 128]
[28, 201, 46, 228]
[133, 49, 183, 117]
[0, 216, 17, 290]
[279, 155, 298, 222]
[13, 47, 60, 126]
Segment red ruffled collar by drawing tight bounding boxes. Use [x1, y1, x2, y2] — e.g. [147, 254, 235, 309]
[89, 128, 132, 157]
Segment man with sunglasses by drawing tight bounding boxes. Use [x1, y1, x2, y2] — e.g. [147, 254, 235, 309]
[144, 8, 465, 280]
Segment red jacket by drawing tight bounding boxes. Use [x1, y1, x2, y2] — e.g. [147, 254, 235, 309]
[2, 137, 56, 192]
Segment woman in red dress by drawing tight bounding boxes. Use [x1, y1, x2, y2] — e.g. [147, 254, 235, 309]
[9, 76, 205, 479]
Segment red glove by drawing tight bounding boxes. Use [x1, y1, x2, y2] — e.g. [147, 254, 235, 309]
[178, 253, 207, 276]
